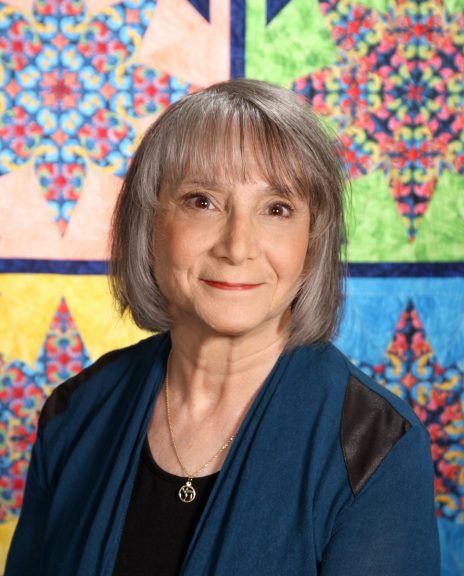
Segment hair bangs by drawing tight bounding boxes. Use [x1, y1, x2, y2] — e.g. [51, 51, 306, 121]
[158, 97, 309, 202]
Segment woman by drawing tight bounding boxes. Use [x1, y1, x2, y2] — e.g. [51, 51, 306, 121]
[6, 79, 439, 575]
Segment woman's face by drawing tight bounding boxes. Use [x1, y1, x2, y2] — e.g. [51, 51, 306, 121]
[153, 171, 310, 341]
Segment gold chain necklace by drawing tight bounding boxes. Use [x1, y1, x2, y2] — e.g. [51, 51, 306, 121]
[164, 367, 237, 503]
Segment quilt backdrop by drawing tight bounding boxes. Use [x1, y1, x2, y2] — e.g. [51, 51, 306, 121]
[0, 0, 463, 573]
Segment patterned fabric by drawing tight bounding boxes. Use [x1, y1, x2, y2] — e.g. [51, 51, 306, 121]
[292, 0, 464, 241]
[0, 0, 192, 233]
[355, 301, 463, 524]
[0, 298, 90, 522]
[0, 0, 462, 574]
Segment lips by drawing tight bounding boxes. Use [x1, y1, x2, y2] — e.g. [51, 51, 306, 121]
[201, 280, 262, 290]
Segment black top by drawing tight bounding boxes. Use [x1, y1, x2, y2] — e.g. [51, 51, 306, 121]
[113, 436, 219, 576]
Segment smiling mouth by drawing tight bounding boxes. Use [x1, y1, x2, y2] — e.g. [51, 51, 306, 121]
[201, 280, 262, 290]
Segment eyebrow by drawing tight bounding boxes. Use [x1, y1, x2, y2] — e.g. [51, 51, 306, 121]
[178, 179, 223, 190]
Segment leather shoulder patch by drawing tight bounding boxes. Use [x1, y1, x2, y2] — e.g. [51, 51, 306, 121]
[38, 347, 126, 431]
[342, 375, 412, 496]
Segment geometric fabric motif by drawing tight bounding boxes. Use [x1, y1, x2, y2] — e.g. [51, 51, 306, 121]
[0, 298, 90, 522]
[0, 357, 45, 523]
[0, 0, 194, 234]
[354, 300, 463, 523]
[293, 0, 464, 240]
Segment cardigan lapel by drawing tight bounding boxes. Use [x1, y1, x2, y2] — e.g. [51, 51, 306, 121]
[180, 350, 293, 575]
[99, 334, 171, 576]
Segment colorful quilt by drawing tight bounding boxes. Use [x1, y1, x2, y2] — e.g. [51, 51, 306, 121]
[0, 0, 462, 574]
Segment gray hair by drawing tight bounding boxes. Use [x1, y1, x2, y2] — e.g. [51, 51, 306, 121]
[109, 78, 348, 348]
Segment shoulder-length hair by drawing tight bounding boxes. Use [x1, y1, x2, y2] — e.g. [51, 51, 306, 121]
[109, 78, 348, 349]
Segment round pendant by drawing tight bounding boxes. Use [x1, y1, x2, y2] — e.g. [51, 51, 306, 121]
[179, 479, 196, 503]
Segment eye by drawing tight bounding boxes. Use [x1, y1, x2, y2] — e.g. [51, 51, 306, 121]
[184, 193, 215, 210]
[267, 202, 293, 218]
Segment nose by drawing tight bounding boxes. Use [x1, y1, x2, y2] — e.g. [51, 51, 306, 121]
[213, 211, 260, 264]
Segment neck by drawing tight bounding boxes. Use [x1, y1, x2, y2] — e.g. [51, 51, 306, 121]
[166, 320, 289, 415]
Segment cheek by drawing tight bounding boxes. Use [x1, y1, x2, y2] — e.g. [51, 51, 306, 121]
[154, 219, 205, 275]
[277, 233, 309, 279]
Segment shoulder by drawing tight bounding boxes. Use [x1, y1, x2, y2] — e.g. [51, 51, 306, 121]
[38, 333, 169, 431]
[292, 343, 429, 496]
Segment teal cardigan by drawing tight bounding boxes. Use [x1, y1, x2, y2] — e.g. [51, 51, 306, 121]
[6, 333, 440, 575]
